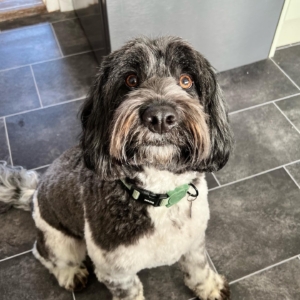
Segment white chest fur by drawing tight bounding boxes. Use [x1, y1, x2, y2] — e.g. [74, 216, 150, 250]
[85, 169, 210, 277]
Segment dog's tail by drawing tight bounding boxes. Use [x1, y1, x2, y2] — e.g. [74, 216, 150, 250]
[0, 161, 39, 211]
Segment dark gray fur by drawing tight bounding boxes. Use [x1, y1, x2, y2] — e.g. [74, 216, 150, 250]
[36, 228, 50, 260]
[37, 146, 154, 251]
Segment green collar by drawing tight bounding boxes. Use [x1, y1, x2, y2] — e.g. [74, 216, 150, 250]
[120, 179, 198, 208]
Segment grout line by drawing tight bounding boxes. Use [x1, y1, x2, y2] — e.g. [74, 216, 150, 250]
[0, 50, 97, 74]
[30, 164, 50, 171]
[51, 17, 78, 24]
[206, 250, 218, 273]
[229, 254, 300, 285]
[283, 159, 300, 167]
[273, 102, 300, 135]
[211, 173, 220, 186]
[270, 58, 300, 90]
[274, 93, 300, 103]
[283, 166, 300, 189]
[0, 22, 47, 34]
[30, 65, 43, 108]
[229, 93, 300, 115]
[50, 23, 64, 57]
[3, 96, 85, 119]
[208, 159, 300, 191]
[3, 107, 48, 118]
[3, 118, 13, 166]
[229, 102, 271, 115]
[0, 65, 33, 73]
[209, 167, 283, 191]
[0, 249, 32, 263]
[72, 292, 76, 300]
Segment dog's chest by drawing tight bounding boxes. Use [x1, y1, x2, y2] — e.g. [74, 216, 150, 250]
[127, 193, 209, 271]
[87, 171, 210, 274]
[106, 193, 209, 272]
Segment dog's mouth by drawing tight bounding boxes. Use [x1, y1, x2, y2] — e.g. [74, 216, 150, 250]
[132, 132, 179, 146]
[125, 142, 180, 167]
[122, 124, 194, 167]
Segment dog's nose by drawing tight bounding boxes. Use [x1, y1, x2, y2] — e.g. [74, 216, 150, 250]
[142, 105, 178, 134]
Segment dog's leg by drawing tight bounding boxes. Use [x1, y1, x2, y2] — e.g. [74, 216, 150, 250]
[32, 195, 88, 291]
[180, 241, 230, 300]
[95, 271, 144, 300]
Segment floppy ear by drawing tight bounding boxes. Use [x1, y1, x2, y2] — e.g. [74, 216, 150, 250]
[195, 56, 234, 172]
[80, 56, 121, 180]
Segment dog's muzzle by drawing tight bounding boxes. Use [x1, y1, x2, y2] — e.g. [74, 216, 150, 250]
[141, 104, 178, 134]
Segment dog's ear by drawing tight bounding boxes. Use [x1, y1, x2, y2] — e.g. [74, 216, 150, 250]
[194, 55, 234, 172]
[80, 56, 120, 179]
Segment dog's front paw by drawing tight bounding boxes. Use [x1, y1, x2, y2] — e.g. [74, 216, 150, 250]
[53, 264, 89, 292]
[195, 274, 230, 300]
[70, 266, 89, 292]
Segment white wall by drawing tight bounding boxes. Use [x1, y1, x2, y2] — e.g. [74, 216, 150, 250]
[277, 0, 300, 46]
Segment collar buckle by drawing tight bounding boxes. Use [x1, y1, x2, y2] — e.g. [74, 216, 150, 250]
[131, 186, 168, 207]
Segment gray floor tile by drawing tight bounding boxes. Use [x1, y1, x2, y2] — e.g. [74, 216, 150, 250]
[231, 258, 300, 299]
[0, 202, 12, 214]
[52, 18, 91, 56]
[32, 53, 98, 105]
[206, 173, 219, 189]
[206, 168, 300, 282]
[215, 104, 300, 184]
[75, 263, 194, 300]
[140, 264, 194, 300]
[0, 119, 10, 163]
[276, 94, 300, 130]
[6, 100, 83, 169]
[218, 59, 299, 112]
[0, 253, 73, 300]
[274, 44, 300, 87]
[0, 24, 61, 70]
[0, 208, 35, 259]
[0, 66, 40, 117]
[0, 11, 76, 31]
[286, 162, 300, 187]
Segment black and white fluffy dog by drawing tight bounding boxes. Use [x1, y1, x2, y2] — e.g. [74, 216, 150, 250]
[0, 37, 233, 300]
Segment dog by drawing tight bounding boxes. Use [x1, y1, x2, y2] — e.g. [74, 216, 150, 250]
[0, 36, 233, 300]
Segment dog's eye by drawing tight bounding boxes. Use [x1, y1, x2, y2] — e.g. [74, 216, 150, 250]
[125, 74, 139, 88]
[179, 74, 193, 89]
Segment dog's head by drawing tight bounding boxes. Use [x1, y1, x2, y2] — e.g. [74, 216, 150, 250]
[80, 37, 233, 179]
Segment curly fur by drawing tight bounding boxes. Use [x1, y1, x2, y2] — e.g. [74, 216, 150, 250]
[0, 161, 38, 211]
[0, 36, 233, 300]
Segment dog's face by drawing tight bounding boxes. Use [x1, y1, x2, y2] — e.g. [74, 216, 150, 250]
[81, 37, 233, 179]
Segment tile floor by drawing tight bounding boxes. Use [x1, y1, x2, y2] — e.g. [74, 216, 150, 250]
[0, 13, 300, 300]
